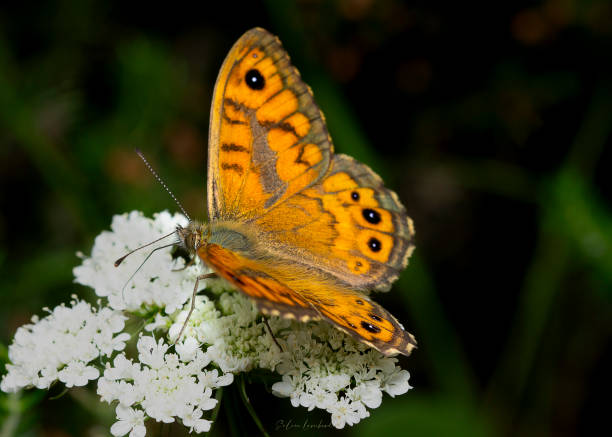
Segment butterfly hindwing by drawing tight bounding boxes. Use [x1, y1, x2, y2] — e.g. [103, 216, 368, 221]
[253, 154, 415, 291]
[198, 242, 416, 356]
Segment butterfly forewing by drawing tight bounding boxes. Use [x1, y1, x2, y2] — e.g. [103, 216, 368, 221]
[207, 27, 333, 221]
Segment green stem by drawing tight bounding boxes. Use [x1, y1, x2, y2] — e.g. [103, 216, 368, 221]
[48, 387, 69, 400]
[0, 393, 21, 437]
[223, 383, 244, 437]
[204, 386, 224, 436]
[238, 375, 270, 437]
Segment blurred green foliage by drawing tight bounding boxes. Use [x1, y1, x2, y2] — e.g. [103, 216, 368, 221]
[1, 0, 611, 436]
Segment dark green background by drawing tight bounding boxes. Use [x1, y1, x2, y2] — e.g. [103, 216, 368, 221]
[1, 0, 611, 436]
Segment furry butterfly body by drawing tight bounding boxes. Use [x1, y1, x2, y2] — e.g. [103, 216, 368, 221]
[179, 28, 416, 356]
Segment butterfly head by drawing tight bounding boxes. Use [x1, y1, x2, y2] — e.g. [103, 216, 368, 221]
[176, 221, 209, 255]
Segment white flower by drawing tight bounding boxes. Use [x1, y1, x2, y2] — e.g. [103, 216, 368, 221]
[97, 377, 116, 403]
[104, 355, 139, 381]
[144, 313, 170, 332]
[113, 380, 141, 407]
[321, 374, 351, 393]
[382, 369, 413, 397]
[137, 336, 168, 369]
[110, 405, 146, 437]
[349, 382, 383, 409]
[311, 387, 337, 411]
[272, 375, 302, 407]
[260, 306, 412, 428]
[175, 337, 199, 362]
[271, 376, 294, 398]
[99, 336, 230, 432]
[328, 397, 363, 429]
[181, 407, 212, 433]
[95, 330, 131, 356]
[1, 299, 127, 392]
[58, 361, 100, 387]
[197, 368, 233, 388]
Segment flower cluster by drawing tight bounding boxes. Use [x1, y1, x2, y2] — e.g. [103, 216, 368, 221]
[73, 211, 197, 314]
[1, 211, 413, 435]
[169, 291, 413, 428]
[98, 336, 233, 435]
[1, 298, 128, 392]
[270, 327, 412, 428]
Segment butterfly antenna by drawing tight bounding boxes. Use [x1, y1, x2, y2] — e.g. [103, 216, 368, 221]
[120, 242, 179, 300]
[114, 230, 178, 267]
[135, 148, 192, 222]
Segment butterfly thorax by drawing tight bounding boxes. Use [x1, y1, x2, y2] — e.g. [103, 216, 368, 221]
[206, 221, 258, 254]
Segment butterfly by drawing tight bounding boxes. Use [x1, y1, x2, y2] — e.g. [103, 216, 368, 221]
[177, 28, 417, 357]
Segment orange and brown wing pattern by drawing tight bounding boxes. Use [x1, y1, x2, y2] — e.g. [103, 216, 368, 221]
[197, 242, 416, 356]
[312, 287, 417, 356]
[199, 243, 320, 321]
[253, 154, 416, 292]
[207, 27, 333, 221]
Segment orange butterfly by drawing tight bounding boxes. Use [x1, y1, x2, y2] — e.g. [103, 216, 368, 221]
[178, 28, 416, 356]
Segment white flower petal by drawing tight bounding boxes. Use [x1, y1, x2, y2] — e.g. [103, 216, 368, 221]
[1, 299, 125, 391]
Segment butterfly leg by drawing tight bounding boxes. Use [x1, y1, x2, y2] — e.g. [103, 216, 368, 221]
[174, 272, 217, 343]
[262, 317, 283, 352]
